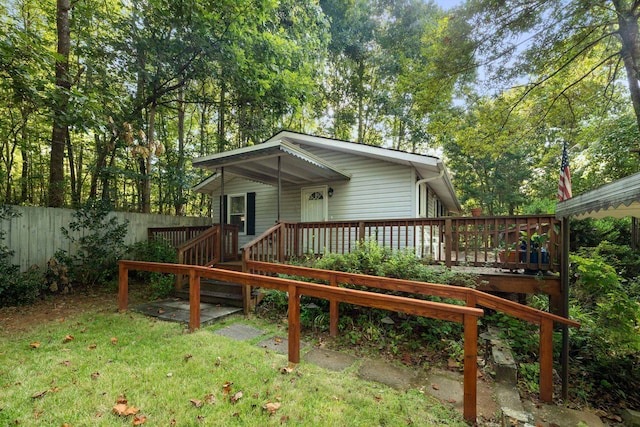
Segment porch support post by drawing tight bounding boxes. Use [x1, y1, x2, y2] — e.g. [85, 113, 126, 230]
[277, 155, 282, 222]
[220, 167, 225, 263]
[561, 216, 570, 400]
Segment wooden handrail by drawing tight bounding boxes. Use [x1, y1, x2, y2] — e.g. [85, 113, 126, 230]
[118, 259, 483, 423]
[244, 259, 579, 404]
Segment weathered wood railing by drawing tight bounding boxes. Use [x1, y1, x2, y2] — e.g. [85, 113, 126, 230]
[118, 260, 484, 423]
[148, 225, 211, 247]
[244, 260, 580, 406]
[242, 215, 562, 272]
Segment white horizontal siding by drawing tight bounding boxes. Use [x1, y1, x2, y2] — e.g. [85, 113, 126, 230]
[301, 146, 416, 220]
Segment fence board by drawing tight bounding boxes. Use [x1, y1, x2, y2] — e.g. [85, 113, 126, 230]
[0, 205, 211, 271]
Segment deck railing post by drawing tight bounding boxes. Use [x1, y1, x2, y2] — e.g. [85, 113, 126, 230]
[539, 317, 554, 402]
[445, 218, 452, 268]
[118, 262, 129, 312]
[463, 313, 478, 423]
[288, 284, 301, 364]
[189, 268, 201, 331]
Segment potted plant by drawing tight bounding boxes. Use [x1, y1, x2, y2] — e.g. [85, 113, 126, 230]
[519, 230, 549, 266]
[498, 242, 518, 263]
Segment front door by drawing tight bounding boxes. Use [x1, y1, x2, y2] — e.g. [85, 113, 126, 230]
[301, 186, 328, 254]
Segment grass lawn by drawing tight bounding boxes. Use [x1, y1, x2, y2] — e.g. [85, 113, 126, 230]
[0, 307, 466, 426]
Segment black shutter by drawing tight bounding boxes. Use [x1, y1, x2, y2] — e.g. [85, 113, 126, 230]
[219, 195, 228, 224]
[247, 192, 256, 235]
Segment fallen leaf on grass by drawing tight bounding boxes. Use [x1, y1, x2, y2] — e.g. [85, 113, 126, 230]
[190, 399, 202, 408]
[230, 391, 243, 404]
[29, 342, 40, 348]
[183, 354, 193, 361]
[280, 366, 293, 374]
[63, 335, 74, 343]
[263, 402, 281, 415]
[110, 337, 118, 345]
[31, 389, 48, 399]
[203, 394, 215, 404]
[222, 381, 233, 395]
[88, 344, 97, 350]
[274, 337, 282, 344]
[133, 415, 147, 425]
[91, 372, 100, 380]
[431, 383, 439, 390]
[113, 404, 139, 416]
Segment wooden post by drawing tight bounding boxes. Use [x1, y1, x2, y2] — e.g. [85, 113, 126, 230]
[539, 317, 554, 402]
[445, 218, 452, 268]
[561, 215, 570, 400]
[463, 313, 478, 423]
[329, 273, 339, 337]
[189, 268, 201, 331]
[288, 284, 301, 364]
[118, 262, 128, 312]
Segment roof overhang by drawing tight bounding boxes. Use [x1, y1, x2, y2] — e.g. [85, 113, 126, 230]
[192, 139, 351, 193]
[556, 172, 640, 219]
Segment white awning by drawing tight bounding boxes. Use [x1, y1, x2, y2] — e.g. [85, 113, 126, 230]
[556, 172, 640, 219]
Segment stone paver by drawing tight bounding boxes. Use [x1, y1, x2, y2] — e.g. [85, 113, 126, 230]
[423, 368, 499, 421]
[256, 336, 307, 354]
[214, 323, 264, 341]
[357, 358, 418, 390]
[303, 348, 357, 372]
[132, 300, 242, 326]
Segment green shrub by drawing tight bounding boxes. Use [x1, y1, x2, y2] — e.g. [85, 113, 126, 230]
[126, 237, 178, 300]
[262, 240, 478, 359]
[57, 199, 128, 287]
[568, 253, 640, 408]
[0, 206, 46, 306]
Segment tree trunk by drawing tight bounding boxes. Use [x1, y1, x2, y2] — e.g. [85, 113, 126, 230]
[614, 2, 640, 131]
[174, 87, 185, 215]
[48, 0, 71, 207]
[142, 101, 155, 213]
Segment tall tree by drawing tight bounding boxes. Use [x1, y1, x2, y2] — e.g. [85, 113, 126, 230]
[462, 0, 640, 133]
[48, 0, 72, 207]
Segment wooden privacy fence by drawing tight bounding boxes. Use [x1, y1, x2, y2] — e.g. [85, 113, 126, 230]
[244, 260, 580, 406]
[118, 260, 484, 423]
[242, 215, 562, 272]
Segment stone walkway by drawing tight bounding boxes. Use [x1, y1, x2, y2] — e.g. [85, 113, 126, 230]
[134, 301, 606, 426]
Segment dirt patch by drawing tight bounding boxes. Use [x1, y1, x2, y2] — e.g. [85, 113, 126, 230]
[0, 287, 148, 335]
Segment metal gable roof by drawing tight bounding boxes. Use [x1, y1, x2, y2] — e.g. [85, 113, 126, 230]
[192, 140, 352, 187]
[555, 172, 640, 219]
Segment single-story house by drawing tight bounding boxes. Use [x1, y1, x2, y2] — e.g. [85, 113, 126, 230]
[192, 130, 461, 249]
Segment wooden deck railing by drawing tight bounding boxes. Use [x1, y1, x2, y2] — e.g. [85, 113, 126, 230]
[148, 225, 211, 247]
[244, 260, 580, 406]
[118, 260, 484, 423]
[242, 215, 562, 272]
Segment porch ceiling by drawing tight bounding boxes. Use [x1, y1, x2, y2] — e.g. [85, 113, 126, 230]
[192, 141, 351, 191]
[556, 171, 640, 219]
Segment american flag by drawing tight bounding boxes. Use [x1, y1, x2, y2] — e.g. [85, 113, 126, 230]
[558, 142, 572, 201]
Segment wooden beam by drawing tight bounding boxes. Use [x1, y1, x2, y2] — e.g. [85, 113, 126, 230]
[539, 317, 554, 402]
[475, 274, 561, 296]
[118, 263, 128, 312]
[463, 313, 478, 422]
[189, 268, 201, 331]
[288, 284, 300, 364]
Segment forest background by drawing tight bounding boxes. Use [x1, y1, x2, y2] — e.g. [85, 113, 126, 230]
[3, 0, 640, 215]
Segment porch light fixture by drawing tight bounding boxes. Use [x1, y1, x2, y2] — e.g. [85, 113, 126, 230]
[328, 187, 334, 197]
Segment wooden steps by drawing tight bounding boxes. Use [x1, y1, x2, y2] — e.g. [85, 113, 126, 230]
[175, 279, 244, 307]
